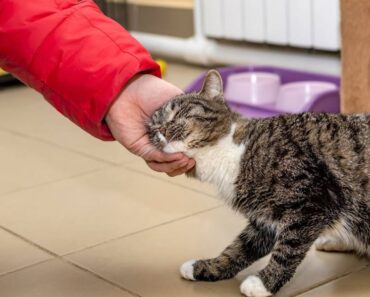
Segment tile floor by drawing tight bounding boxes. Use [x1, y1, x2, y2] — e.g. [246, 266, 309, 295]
[0, 62, 368, 297]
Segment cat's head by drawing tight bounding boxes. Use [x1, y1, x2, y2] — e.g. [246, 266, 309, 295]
[147, 70, 235, 155]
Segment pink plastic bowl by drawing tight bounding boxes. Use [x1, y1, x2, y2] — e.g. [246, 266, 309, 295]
[224, 72, 281, 106]
[276, 81, 338, 113]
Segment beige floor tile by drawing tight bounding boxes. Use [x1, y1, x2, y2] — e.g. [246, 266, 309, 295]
[124, 159, 217, 197]
[0, 259, 134, 297]
[0, 228, 52, 275]
[67, 206, 244, 297]
[67, 207, 368, 297]
[0, 62, 205, 165]
[0, 86, 137, 165]
[0, 130, 106, 196]
[0, 166, 219, 255]
[296, 265, 370, 297]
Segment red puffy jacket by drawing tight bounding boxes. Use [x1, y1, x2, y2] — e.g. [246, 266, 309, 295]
[0, 0, 160, 140]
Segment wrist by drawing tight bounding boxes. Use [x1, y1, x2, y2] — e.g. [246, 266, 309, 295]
[106, 74, 144, 124]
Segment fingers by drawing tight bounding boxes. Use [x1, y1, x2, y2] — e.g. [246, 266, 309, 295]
[144, 149, 184, 163]
[132, 137, 195, 175]
[122, 134, 184, 163]
[166, 165, 190, 177]
[167, 160, 196, 177]
[146, 158, 188, 173]
[146, 159, 195, 176]
[167, 168, 187, 177]
[186, 159, 196, 170]
[134, 139, 185, 163]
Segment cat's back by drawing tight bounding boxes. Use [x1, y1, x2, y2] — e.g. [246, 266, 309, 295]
[248, 112, 370, 160]
[285, 113, 370, 164]
[239, 112, 370, 203]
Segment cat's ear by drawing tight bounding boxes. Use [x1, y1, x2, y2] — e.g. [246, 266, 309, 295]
[200, 70, 223, 100]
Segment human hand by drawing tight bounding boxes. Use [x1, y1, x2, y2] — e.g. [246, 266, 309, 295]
[106, 74, 195, 176]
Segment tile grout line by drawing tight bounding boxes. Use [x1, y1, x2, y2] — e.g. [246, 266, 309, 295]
[0, 126, 119, 166]
[0, 116, 221, 296]
[63, 205, 223, 256]
[291, 261, 370, 297]
[3, 204, 367, 297]
[0, 165, 112, 199]
[0, 258, 52, 278]
[1, 126, 220, 199]
[0, 225, 142, 297]
[120, 163, 218, 198]
[61, 258, 142, 297]
[0, 205, 223, 294]
[0, 180, 221, 258]
[1, 126, 219, 199]
[0, 225, 60, 259]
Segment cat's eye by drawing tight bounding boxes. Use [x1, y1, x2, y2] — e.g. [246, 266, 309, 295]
[190, 115, 216, 123]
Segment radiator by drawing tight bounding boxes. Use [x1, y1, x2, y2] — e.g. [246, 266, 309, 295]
[201, 0, 340, 51]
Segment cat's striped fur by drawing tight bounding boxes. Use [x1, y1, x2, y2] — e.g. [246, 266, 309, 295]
[147, 70, 370, 296]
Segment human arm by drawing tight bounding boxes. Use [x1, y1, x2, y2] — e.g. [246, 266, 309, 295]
[0, 0, 194, 175]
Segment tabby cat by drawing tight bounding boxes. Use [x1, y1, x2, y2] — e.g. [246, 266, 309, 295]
[147, 70, 370, 297]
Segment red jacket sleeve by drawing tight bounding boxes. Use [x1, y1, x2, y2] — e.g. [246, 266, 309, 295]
[0, 0, 160, 140]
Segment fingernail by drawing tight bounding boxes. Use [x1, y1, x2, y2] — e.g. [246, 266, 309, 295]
[186, 163, 194, 170]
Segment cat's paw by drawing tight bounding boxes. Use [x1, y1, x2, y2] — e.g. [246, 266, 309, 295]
[315, 235, 351, 252]
[240, 275, 272, 297]
[180, 260, 196, 281]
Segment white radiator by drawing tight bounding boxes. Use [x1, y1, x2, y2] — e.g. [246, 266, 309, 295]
[201, 0, 340, 51]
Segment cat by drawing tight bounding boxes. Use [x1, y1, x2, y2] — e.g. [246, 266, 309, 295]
[147, 70, 370, 297]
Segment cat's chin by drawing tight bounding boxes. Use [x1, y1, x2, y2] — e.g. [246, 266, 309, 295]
[163, 141, 187, 154]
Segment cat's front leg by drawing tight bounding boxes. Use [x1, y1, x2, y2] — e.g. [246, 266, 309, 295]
[240, 215, 327, 297]
[180, 219, 276, 282]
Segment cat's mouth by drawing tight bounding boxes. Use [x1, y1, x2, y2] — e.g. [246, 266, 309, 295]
[155, 132, 187, 154]
[149, 126, 188, 154]
[156, 131, 168, 149]
[163, 141, 187, 154]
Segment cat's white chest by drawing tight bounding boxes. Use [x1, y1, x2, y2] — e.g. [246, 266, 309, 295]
[163, 124, 246, 201]
[190, 125, 246, 201]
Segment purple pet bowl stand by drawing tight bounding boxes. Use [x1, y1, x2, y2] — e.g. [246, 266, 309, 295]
[184, 66, 340, 118]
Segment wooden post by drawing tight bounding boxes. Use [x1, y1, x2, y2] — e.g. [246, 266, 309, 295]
[341, 0, 370, 113]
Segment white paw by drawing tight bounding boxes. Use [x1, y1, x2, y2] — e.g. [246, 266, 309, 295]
[315, 235, 350, 252]
[180, 260, 196, 281]
[240, 275, 272, 297]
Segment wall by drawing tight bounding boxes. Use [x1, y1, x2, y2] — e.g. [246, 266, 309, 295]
[341, 0, 370, 113]
[95, 0, 194, 37]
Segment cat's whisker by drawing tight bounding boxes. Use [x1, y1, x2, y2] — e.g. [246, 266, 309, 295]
[167, 134, 178, 144]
